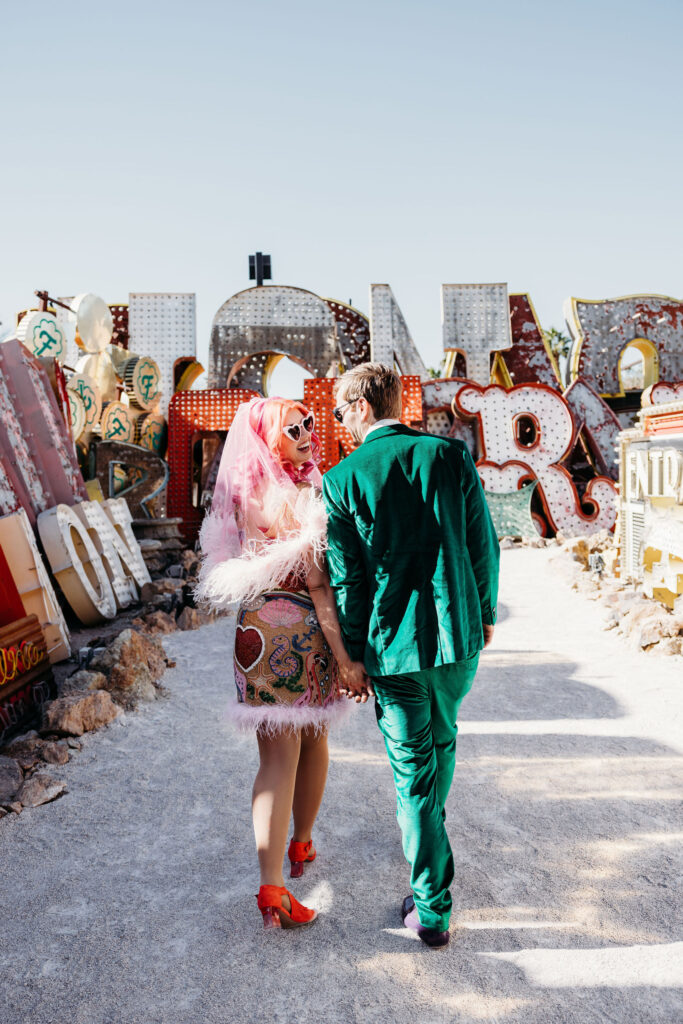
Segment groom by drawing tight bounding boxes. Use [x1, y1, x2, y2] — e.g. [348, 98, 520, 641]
[322, 362, 499, 949]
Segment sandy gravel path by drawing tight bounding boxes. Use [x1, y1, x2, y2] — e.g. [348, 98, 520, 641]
[0, 548, 681, 1023]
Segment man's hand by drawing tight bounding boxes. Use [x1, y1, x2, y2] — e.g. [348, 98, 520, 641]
[338, 660, 375, 703]
[483, 623, 495, 649]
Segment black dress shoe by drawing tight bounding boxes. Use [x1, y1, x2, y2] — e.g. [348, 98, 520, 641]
[401, 894, 415, 922]
[403, 908, 450, 948]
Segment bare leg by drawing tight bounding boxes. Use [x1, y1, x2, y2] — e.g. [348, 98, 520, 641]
[253, 729, 301, 888]
[291, 726, 329, 843]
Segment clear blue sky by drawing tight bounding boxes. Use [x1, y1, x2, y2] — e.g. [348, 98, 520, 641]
[2, 0, 682, 383]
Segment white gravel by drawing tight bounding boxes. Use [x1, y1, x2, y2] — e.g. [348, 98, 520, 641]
[0, 547, 681, 1024]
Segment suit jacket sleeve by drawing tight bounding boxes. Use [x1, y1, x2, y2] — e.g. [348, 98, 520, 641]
[322, 473, 368, 662]
[460, 445, 500, 625]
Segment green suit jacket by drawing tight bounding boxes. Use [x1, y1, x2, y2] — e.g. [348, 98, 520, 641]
[322, 424, 500, 677]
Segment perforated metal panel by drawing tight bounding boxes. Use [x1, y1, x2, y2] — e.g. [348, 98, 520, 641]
[484, 482, 539, 539]
[209, 286, 338, 391]
[302, 375, 423, 473]
[324, 299, 371, 367]
[442, 284, 512, 385]
[167, 388, 259, 543]
[567, 294, 683, 396]
[369, 285, 427, 377]
[128, 293, 197, 414]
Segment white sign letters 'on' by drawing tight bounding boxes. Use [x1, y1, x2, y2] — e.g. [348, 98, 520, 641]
[37, 498, 151, 625]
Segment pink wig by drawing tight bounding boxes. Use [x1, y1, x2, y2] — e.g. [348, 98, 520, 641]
[250, 398, 321, 481]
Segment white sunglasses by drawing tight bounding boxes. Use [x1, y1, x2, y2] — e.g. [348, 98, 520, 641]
[282, 414, 315, 442]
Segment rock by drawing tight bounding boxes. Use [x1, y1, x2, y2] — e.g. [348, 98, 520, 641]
[4, 740, 42, 770]
[570, 538, 591, 569]
[17, 773, 67, 807]
[499, 538, 517, 549]
[8, 802, 22, 814]
[142, 594, 178, 614]
[635, 615, 680, 648]
[135, 632, 170, 681]
[158, 538, 184, 552]
[0, 807, 7, 819]
[180, 548, 199, 568]
[61, 669, 108, 695]
[43, 691, 121, 736]
[140, 579, 184, 602]
[133, 611, 177, 635]
[40, 741, 70, 765]
[2, 731, 44, 769]
[166, 563, 184, 578]
[142, 553, 169, 575]
[66, 737, 82, 750]
[90, 628, 169, 706]
[138, 538, 162, 550]
[654, 636, 683, 656]
[619, 600, 665, 635]
[176, 606, 215, 631]
[0, 756, 23, 803]
[4, 729, 40, 747]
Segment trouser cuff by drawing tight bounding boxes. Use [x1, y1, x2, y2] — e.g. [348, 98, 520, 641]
[415, 901, 450, 933]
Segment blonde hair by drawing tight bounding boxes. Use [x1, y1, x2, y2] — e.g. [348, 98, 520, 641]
[334, 362, 402, 419]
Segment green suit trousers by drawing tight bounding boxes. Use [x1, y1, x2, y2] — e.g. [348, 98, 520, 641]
[372, 654, 479, 932]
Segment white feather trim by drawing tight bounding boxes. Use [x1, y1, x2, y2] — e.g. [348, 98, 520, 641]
[195, 487, 328, 611]
[226, 698, 352, 736]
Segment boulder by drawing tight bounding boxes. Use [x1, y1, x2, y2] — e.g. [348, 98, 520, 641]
[656, 636, 683, 656]
[17, 773, 67, 807]
[89, 628, 169, 706]
[180, 549, 200, 571]
[107, 664, 157, 706]
[570, 538, 591, 569]
[0, 756, 23, 803]
[132, 611, 177, 635]
[42, 691, 121, 736]
[143, 594, 178, 614]
[634, 614, 680, 649]
[136, 631, 170, 682]
[176, 606, 215, 631]
[140, 579, 184, 602]
[619, 600, 666, 635]
[142, 553, 169, 575]
[138, 538, 162, 551]
[2, 732, 43, 770]
[40, 741, 70, 765]
[61, 669, 108, 696]
[90, 629, 166, 679]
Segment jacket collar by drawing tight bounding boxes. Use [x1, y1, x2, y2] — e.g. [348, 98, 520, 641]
[362, 423, 415, 444]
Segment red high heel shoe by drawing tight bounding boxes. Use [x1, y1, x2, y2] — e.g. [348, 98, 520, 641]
[288, 838, 317, 878]
[256, 885, 318, 930]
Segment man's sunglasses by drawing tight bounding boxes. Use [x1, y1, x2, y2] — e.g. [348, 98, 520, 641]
[282, 414, 315, 442]
[333, 401, 355, 423]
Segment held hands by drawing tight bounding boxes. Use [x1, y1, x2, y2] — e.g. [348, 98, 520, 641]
[483, 623, 495, 649]
[338, 659, 374, 703]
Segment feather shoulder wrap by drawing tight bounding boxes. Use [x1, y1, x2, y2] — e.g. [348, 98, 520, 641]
[194, 485, 327, 612]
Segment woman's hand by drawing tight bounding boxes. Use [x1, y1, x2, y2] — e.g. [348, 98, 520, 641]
[338, 660, 374, 703]
[305, 564, 374, 703]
